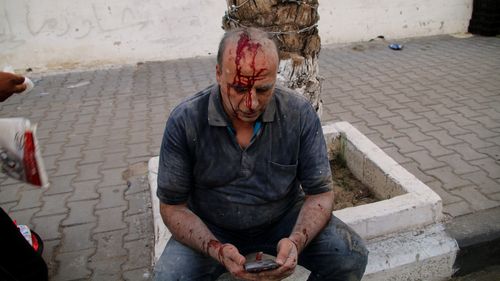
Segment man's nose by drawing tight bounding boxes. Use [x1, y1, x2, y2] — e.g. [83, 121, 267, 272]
[245, 89, 259, 110]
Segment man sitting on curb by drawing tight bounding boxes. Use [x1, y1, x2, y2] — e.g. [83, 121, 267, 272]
[154, 27, 368, 281]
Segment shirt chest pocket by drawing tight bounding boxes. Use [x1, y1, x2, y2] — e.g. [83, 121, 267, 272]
[267, 161, 298, 200]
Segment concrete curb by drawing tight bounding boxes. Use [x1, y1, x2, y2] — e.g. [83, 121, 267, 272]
[445, 206, 500, 277]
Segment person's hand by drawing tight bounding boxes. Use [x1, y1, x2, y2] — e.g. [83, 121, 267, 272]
[269, 238, 298, 278]
[0, 71, 27, 102]
[215, 243, 249, 279]
[230, 239, 297, 281]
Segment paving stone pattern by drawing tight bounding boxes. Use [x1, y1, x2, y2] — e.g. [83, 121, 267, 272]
[0, 35, 499, 279]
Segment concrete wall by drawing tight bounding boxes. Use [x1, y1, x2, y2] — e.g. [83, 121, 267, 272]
[319, 0, 473, 44]
[1, 0, 473, 71]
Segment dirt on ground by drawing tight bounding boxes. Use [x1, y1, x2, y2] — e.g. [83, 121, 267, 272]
[330, 157, 379, 211]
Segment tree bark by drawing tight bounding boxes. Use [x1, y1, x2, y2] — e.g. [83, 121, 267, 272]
[222, 0, 323, 117]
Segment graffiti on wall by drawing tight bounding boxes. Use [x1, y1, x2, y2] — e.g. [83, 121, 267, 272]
[0, 2, 151, 50]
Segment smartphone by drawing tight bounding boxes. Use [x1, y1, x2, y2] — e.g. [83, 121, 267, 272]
[244, 259, 280, 273]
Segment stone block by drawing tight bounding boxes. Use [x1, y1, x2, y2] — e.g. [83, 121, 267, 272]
[102, 152, 128, 169]
[11, 189, 43, 210]
[44, 174, 76, 195]
[123, 239, 154, 271]
[408, 118, 441, 133]
[53, 159, 79, 177]
[124, 212, 154, 242]
[399, 127, 433, 143]
[53, 249, 93, 281]
[387, 136, 423, 154]
[450, 186, 499, 212]
[426, 130, 463, 146]
[75, 163, 102, 182]
[59, 222, 96, 253]
[80, 149, 105, 165]
[68, 180, 100, 202]
[36, 193, 70, 217]
[0, 185, 20, 204]
[470, 157, 500, 179]
[385, 116, 414, 130]
[63, 199, 98, 226]
[449, 143, 489, 161]
[456, 133, 495, 149]
[415, 139, 454, 157]
[125, 191, 151, 216]
[32, 214, 66, 240]
[426, 167, 472, 190]
[96, 185, 127, 210]
[362, 157, 388, 199]
[91, 229, 127, 260]
[438, 154, 481, 175]
[443, 201, 473, 218]
[460, 171, 500, 194]
[342, 139, 364, 182]
[123, 268, 152, 281]
[94, 206, 127, 233]
[99, 168, 126, 187]
[89, 256, 127, 281]
[58, 146, 82, 161]
[406, 150, 446, 171]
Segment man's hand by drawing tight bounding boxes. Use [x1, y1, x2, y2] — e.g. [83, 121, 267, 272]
[214, 243, 248, 278]
[230, 239, 297, 281]
[0, 72, 27, 102]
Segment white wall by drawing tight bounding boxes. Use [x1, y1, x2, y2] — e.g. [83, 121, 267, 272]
[0, 0, 473, 71]
[319, 0, 473, 44]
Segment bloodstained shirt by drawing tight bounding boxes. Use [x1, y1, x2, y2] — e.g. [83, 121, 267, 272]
[157, 84, 332, 230]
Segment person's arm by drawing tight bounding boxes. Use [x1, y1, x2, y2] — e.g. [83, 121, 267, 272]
[0, 71, 27, 102]
[265, 191, 333, 281]
[161, 203, 279, 280]
[273, 99, 335, 275]
[160, 202, 245, 268]
[287, 190, 334, 253]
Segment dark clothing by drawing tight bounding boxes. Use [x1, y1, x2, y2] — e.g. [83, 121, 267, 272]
[157, 84, 333, 230]
[0, 207, 48, 281]
[154, 203, 368, 281]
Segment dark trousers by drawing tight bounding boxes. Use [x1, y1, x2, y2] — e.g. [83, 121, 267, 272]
[0, 207, 48, 281]
[154, 203, 368, 281]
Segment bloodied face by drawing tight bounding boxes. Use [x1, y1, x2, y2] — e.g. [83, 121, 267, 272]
[216, 30, 279, 123]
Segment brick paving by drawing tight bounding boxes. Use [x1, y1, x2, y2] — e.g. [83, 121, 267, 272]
[0, 35, 499, 280]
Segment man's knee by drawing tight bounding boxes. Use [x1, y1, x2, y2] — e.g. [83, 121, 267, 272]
[302, 216, 369, 280]
[342, 239, 368, 279]
[329, 217, 368, 277]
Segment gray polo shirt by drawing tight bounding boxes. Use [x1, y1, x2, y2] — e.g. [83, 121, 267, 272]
[157, 84, 332, 230]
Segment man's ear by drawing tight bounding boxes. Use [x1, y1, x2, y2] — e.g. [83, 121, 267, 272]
[215, 64, 221, 83]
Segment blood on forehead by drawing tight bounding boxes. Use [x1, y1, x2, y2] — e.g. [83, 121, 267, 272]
[228, 32, 268, 110]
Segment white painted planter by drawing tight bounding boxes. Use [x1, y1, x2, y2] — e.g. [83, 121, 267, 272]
[325, 122, 444, 240]
[148, 121, 458, 280]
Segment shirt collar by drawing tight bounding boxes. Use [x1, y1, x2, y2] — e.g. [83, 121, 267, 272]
[208, 84, 276, 127]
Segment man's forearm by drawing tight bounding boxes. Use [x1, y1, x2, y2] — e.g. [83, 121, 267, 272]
[160, 202, 225, 262]
[288, 191, 334, 253]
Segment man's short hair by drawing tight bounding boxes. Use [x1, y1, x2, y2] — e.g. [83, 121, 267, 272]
[216, 27, 279, 66]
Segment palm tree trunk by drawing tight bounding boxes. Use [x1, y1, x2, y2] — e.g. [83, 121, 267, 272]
[222, 0, 323, 116]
